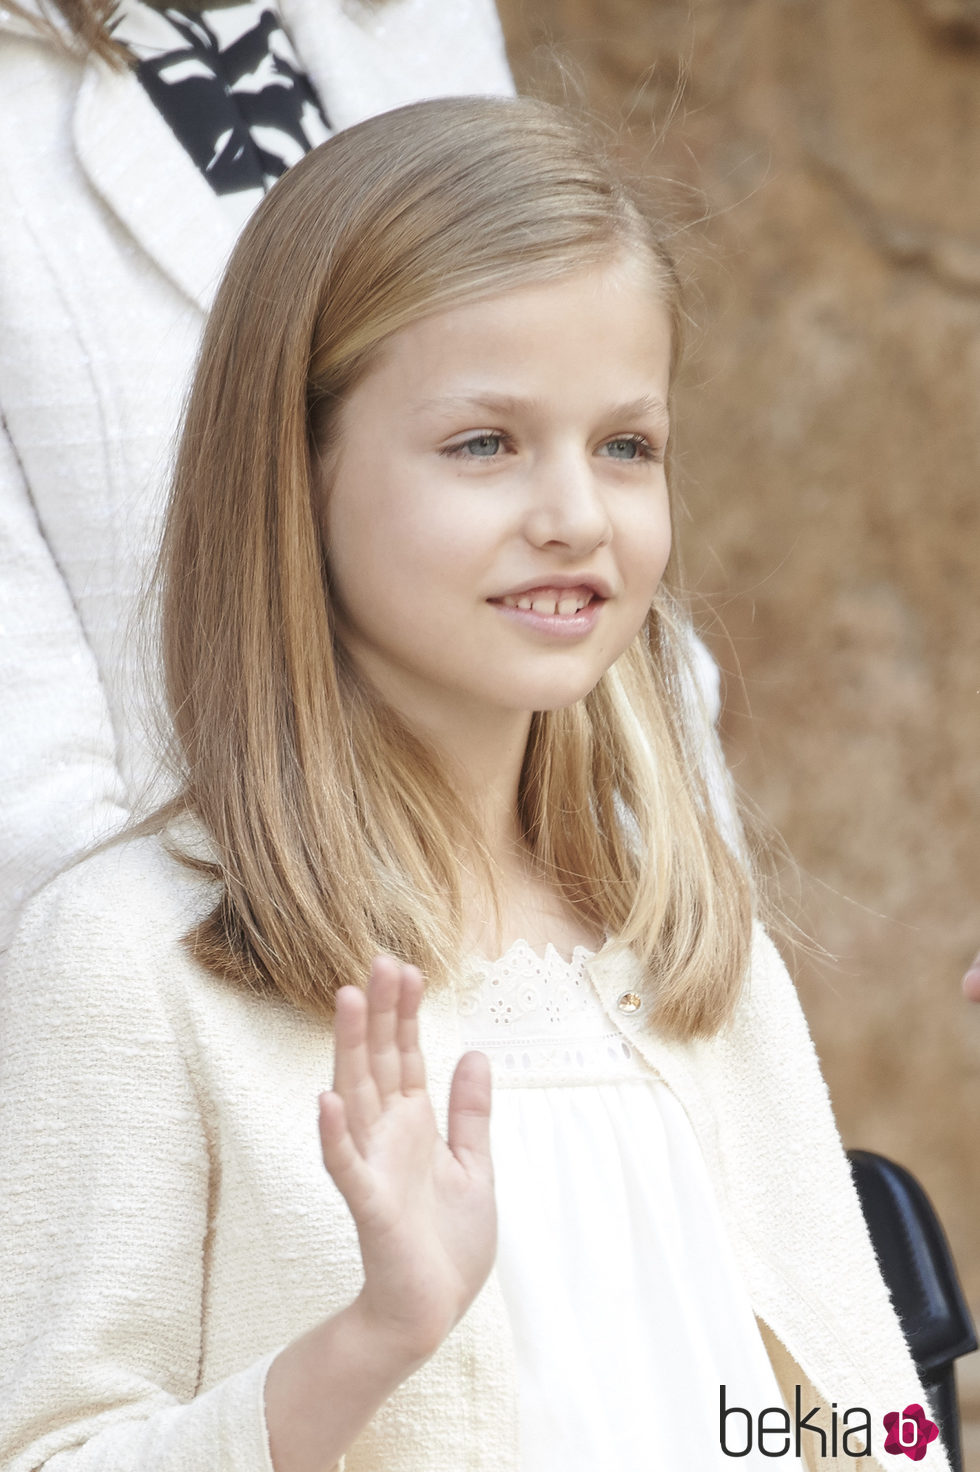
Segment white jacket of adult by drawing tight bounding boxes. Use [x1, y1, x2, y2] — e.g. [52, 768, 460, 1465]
[0, 0, 515, 951]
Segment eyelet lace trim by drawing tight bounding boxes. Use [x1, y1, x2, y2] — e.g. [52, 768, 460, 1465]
[457, 939, 651, 1087]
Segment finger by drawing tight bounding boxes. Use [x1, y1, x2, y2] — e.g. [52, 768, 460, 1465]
[395, 964, 427, 1094]
[366, 955, 406, 1102]
[963, 950, 980, 1002]
[317, 1091, 374, 1217]
[446, 1050, 493, 1173]
[332, 984, 382, 1141]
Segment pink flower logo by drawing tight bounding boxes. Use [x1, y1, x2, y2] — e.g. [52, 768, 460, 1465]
[883, 1404, 940, 1460]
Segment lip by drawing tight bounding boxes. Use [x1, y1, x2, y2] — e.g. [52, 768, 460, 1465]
[489, 597, 604, 640]
[490, 572, 614, 600]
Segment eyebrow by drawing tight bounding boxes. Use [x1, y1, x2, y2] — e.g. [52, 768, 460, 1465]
[415, 391, 671, 428]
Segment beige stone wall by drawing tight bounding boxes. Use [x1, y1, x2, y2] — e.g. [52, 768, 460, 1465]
[498, 0, 980, 1451]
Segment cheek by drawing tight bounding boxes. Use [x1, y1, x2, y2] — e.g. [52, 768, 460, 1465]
[321, 457, 405, 589]
[380, 489, 501, 582]
[323, 481, 472, 633]
[628, 498, 673, 592]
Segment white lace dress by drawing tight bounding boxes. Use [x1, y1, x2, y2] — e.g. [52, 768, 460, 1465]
[457, 940, 805, 1472]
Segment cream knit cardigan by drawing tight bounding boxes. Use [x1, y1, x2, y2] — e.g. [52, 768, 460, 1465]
[0, 835, 948, 1472]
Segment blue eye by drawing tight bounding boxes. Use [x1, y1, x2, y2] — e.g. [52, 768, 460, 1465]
[601, 435, 652, 461]
[447, 432, 505, 458]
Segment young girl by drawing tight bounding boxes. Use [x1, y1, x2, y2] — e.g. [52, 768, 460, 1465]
[0, 97, 944, 1472]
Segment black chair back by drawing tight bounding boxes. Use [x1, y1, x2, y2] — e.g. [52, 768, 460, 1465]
[848, 1149, 977, 1472]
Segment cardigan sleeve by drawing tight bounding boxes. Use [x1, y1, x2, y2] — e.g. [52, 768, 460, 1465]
[0, 414, 131, 953]
[0, 876, 278, 1471]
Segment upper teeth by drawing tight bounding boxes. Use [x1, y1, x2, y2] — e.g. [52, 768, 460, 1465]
[500, 591, 593, 615]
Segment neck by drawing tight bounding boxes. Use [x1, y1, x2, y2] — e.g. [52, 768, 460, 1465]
[378, 681, 533, 875]
[426, 708, 532, 871]
[353, 671, 596, 956]
[402, 701, 599, 960]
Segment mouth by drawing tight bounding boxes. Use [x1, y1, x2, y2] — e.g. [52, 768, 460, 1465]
[486, 584, 607, 639]
[494, 586, 600, 617]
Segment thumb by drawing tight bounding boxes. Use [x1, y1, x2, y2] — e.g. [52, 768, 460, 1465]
[446, 1049, 492, 1170]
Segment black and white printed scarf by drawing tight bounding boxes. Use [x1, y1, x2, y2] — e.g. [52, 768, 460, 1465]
[112, 0, 331, 198]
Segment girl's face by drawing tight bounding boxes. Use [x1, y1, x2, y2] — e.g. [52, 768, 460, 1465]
[319, 255, 673, 737]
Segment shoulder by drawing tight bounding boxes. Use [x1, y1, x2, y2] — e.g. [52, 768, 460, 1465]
[746, 922, 823, 1050]
[717, 922, 823, 1060]
[16, 828, 213, 935]
[704, 923, 841, 1152]
[1, 832, 219, 1029]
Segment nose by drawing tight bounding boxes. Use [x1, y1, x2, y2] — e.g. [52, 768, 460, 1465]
[522, 449, 613, 555]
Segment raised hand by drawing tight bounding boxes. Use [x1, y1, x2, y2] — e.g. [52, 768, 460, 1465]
[318, 955, 497, 1361]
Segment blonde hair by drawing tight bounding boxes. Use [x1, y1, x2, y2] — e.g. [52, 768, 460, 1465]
[157, 95, 753, 1039]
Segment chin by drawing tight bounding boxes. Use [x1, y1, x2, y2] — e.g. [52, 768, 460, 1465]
[522, 680, 605, 714]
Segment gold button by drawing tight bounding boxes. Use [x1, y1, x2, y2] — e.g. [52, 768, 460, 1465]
[617, 991, 642, 1014]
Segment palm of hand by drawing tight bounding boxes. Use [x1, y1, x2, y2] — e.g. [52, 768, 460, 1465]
[318, 957, 496, 1359]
